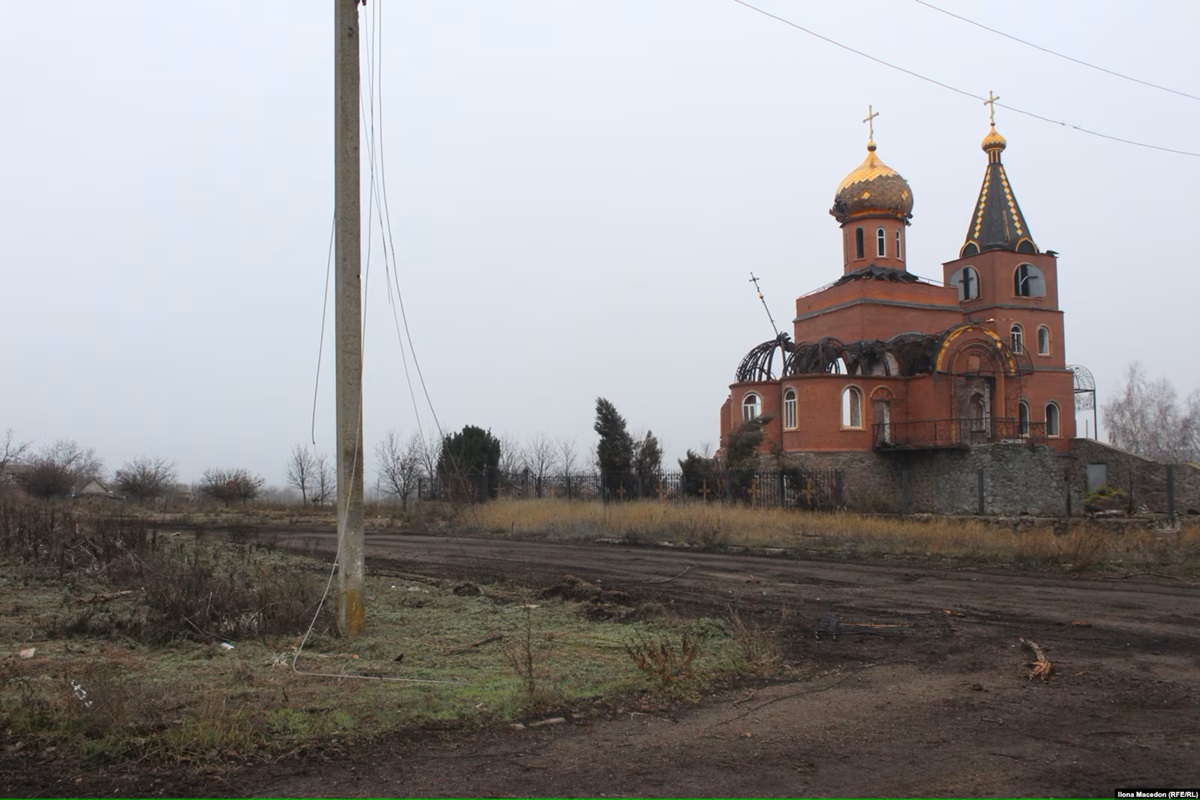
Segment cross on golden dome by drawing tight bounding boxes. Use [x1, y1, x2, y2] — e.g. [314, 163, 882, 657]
[863, 104, 879, 144]
[984, 90, 1000, 126]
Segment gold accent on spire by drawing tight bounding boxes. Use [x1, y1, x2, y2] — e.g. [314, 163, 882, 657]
[981, 91, 1007, 152]
[835, 144, 901, 194]
[982, 125, 1007, 152]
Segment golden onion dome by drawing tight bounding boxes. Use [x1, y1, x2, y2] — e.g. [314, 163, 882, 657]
[981, 124, 1007, 152]
[830, 140, 914, 223]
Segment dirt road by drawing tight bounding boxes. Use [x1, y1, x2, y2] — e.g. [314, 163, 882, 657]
[223, 531, 1200, 798]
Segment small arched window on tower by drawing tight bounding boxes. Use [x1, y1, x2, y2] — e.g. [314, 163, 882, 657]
[876, 227, 886, 258]
[1045, 402, 1060, 437]
[1018, 401, 1031, 437]
[783, 388, 797, 430]
[841, 386, 863, 429]
[895, 230, 902, 261]
[1011, 323, 1024, 353]
[855, 227, 864, 259]
[1037, 326, 1051, 355]
[1014, 263, 1046, 297]
[950, 266, 980, 301]
[742, 392, 761, 422]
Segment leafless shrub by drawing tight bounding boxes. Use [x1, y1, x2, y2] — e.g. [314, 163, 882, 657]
[17, 439, 103, 499]
[139, 542, 330, 643]
[0, 498, 149, 578]
[198, 467, 264, 506]
[375, 430, 424, 510]
[624, 631, 698, 689]
[114, 456, 178, 502]
[727, 609, 784, 675]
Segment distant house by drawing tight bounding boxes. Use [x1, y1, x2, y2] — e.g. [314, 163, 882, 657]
[0, 462, 30, 485]
[75, 478, 118, 500]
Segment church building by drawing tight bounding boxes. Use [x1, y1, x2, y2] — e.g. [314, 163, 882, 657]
[721, 111, 1075, 464]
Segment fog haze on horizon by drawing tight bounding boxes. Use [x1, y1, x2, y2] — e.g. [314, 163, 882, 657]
[2, 1, 1196, 487]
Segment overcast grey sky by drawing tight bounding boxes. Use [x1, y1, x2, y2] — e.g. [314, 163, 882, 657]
[3, 1, 1197, 486]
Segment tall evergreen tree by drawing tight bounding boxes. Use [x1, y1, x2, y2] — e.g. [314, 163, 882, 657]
[594, 397, 634, 498]
[633, 430, 663, 497]
[437, 425, 502, 501]
[723, 416, 771, 503]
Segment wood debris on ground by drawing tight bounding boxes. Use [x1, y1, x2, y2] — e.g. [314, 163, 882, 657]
[1019, 637, 1053, 681]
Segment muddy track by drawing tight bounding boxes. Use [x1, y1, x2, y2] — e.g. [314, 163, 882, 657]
[273, 529, 1200, 646]
[206, 529, 1200, 798]
[20, 529, 1196, 798]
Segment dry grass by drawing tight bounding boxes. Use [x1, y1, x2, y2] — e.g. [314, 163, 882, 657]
[464, 498, 1200, 575]
[0, 499, 744, 767]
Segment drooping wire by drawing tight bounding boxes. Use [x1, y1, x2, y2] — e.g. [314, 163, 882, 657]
[310, 215, 335, 446]
[373, 0, 446, 446]
[292, 3, 462, 686]
[368, 0, 452, 481]
[730, 0, 1200, 158]
[912, 0, 1200, 103]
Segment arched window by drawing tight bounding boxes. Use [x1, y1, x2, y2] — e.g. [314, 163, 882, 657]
[1037, 326, 1051, 355]
[1018, 401, 1030, 437]
[1010, 323, 1024, 353]
[1014, 263, 1046, 297]
[1045, 402, 1060, 437]
[783, 388, 797, 430]
[951, 266, 980, 301]
[895, 230, 902, 260]
[876, 227, 886, 257]
[855, 227, 864, 259]
[742, 393, 760, 422]
[842, 386, 863, 429]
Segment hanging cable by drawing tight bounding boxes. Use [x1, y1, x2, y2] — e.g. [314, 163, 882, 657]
[731, 0, 1200, 158]
[912, 0, 1200, 103]
[310, 215, 335, 446]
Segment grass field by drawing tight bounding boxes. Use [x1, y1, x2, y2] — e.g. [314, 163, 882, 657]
[0, 498, 753, 767]
[459, 498, 1200, 575]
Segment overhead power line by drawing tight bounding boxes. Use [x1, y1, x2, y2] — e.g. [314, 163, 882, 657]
[730, 0, 1200, 158]
[913, 0, 1200, 103]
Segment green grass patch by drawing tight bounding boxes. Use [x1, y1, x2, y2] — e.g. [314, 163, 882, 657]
[0, 499, 744, 767]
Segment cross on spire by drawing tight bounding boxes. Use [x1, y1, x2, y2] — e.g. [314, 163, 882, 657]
[863, 104, 879, 141]
[984, 90, 1000, 126]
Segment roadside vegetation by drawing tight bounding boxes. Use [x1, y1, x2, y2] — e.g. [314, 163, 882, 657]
[460, 498, 1200, 576]
[0, 496, 765, 771]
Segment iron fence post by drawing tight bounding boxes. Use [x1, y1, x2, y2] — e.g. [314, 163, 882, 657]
[977, 469, 985, 515]
[1167, 464, 1176, 523]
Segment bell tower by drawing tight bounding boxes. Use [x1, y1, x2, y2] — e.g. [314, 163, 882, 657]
[942, 93, 1075, 441]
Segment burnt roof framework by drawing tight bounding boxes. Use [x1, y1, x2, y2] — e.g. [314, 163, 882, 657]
[734, 333, 795, 383]
[734, 327, 1033, 384]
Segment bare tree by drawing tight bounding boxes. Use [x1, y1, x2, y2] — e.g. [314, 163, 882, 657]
[376, 430, 423, 509]
[557, 437, 578, 476]
[313, 452, 335, 506]
[526, 433, 558, 497]
[198, 468, 264, 506]
[114, 456, 178, 501]
[418, 434, 441, 498]
[498, 432, 526, 476]
[18, 440, 103, 499]
[285, 445, 318, 505]
[0, 429, 30, 478]
[1102, 362, 1199, 462]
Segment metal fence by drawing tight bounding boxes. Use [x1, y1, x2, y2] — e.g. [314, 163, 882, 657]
[416, 467, 845, 511]
[876, 417, 1049, 450]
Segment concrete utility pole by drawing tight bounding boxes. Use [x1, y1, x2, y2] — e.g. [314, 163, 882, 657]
[335, 0, 365, 637]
